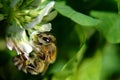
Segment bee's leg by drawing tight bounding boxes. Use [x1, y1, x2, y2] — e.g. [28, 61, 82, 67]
[11, 39, 29, 60]
[26, 59, 45, 75]
[26, 63, 38, 75]
[41, 62, 49, 76]
[13, 55, 28, 73]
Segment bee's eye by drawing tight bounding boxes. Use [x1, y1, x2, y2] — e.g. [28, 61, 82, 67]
[42, 37, 51, 43]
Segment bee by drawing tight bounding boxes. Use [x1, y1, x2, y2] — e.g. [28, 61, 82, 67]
[11, 32, 57, 75]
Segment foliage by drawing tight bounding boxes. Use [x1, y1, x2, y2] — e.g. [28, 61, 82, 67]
[0, 0, 120, 80]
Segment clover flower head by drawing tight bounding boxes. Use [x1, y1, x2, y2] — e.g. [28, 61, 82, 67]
[6, 1, 57, 59]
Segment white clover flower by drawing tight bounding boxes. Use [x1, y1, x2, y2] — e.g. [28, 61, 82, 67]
[7, 1, 56, 53]
[24, 1, 55, 29]
[17, 41, 33, 54]
[6, 1, 57, 75]
[39, 23, 52, 32]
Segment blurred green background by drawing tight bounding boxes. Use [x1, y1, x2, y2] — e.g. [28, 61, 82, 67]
[0, 0, 120, 80]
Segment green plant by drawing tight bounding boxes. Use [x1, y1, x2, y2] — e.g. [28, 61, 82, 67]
[0, 0, 120, 80]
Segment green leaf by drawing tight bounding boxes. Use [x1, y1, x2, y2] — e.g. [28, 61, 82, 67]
[54, 2, 100, 27]
[52, 46, 101, 80]
[52, 44, 87, 80]
[91, 11, 120, 43]
[76, 51, 101, 80]
[61, 44, 87, 71]
[101, 44, 120, 80]
[0, 14, 4, 21]
[116, 0, 120, 14]
[0, 3, 3, 8]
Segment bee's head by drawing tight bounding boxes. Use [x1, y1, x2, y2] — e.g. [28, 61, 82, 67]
[37, 32, 56, 45]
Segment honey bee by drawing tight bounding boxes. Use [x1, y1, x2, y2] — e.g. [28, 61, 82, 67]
[11, 32, 57, 75]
